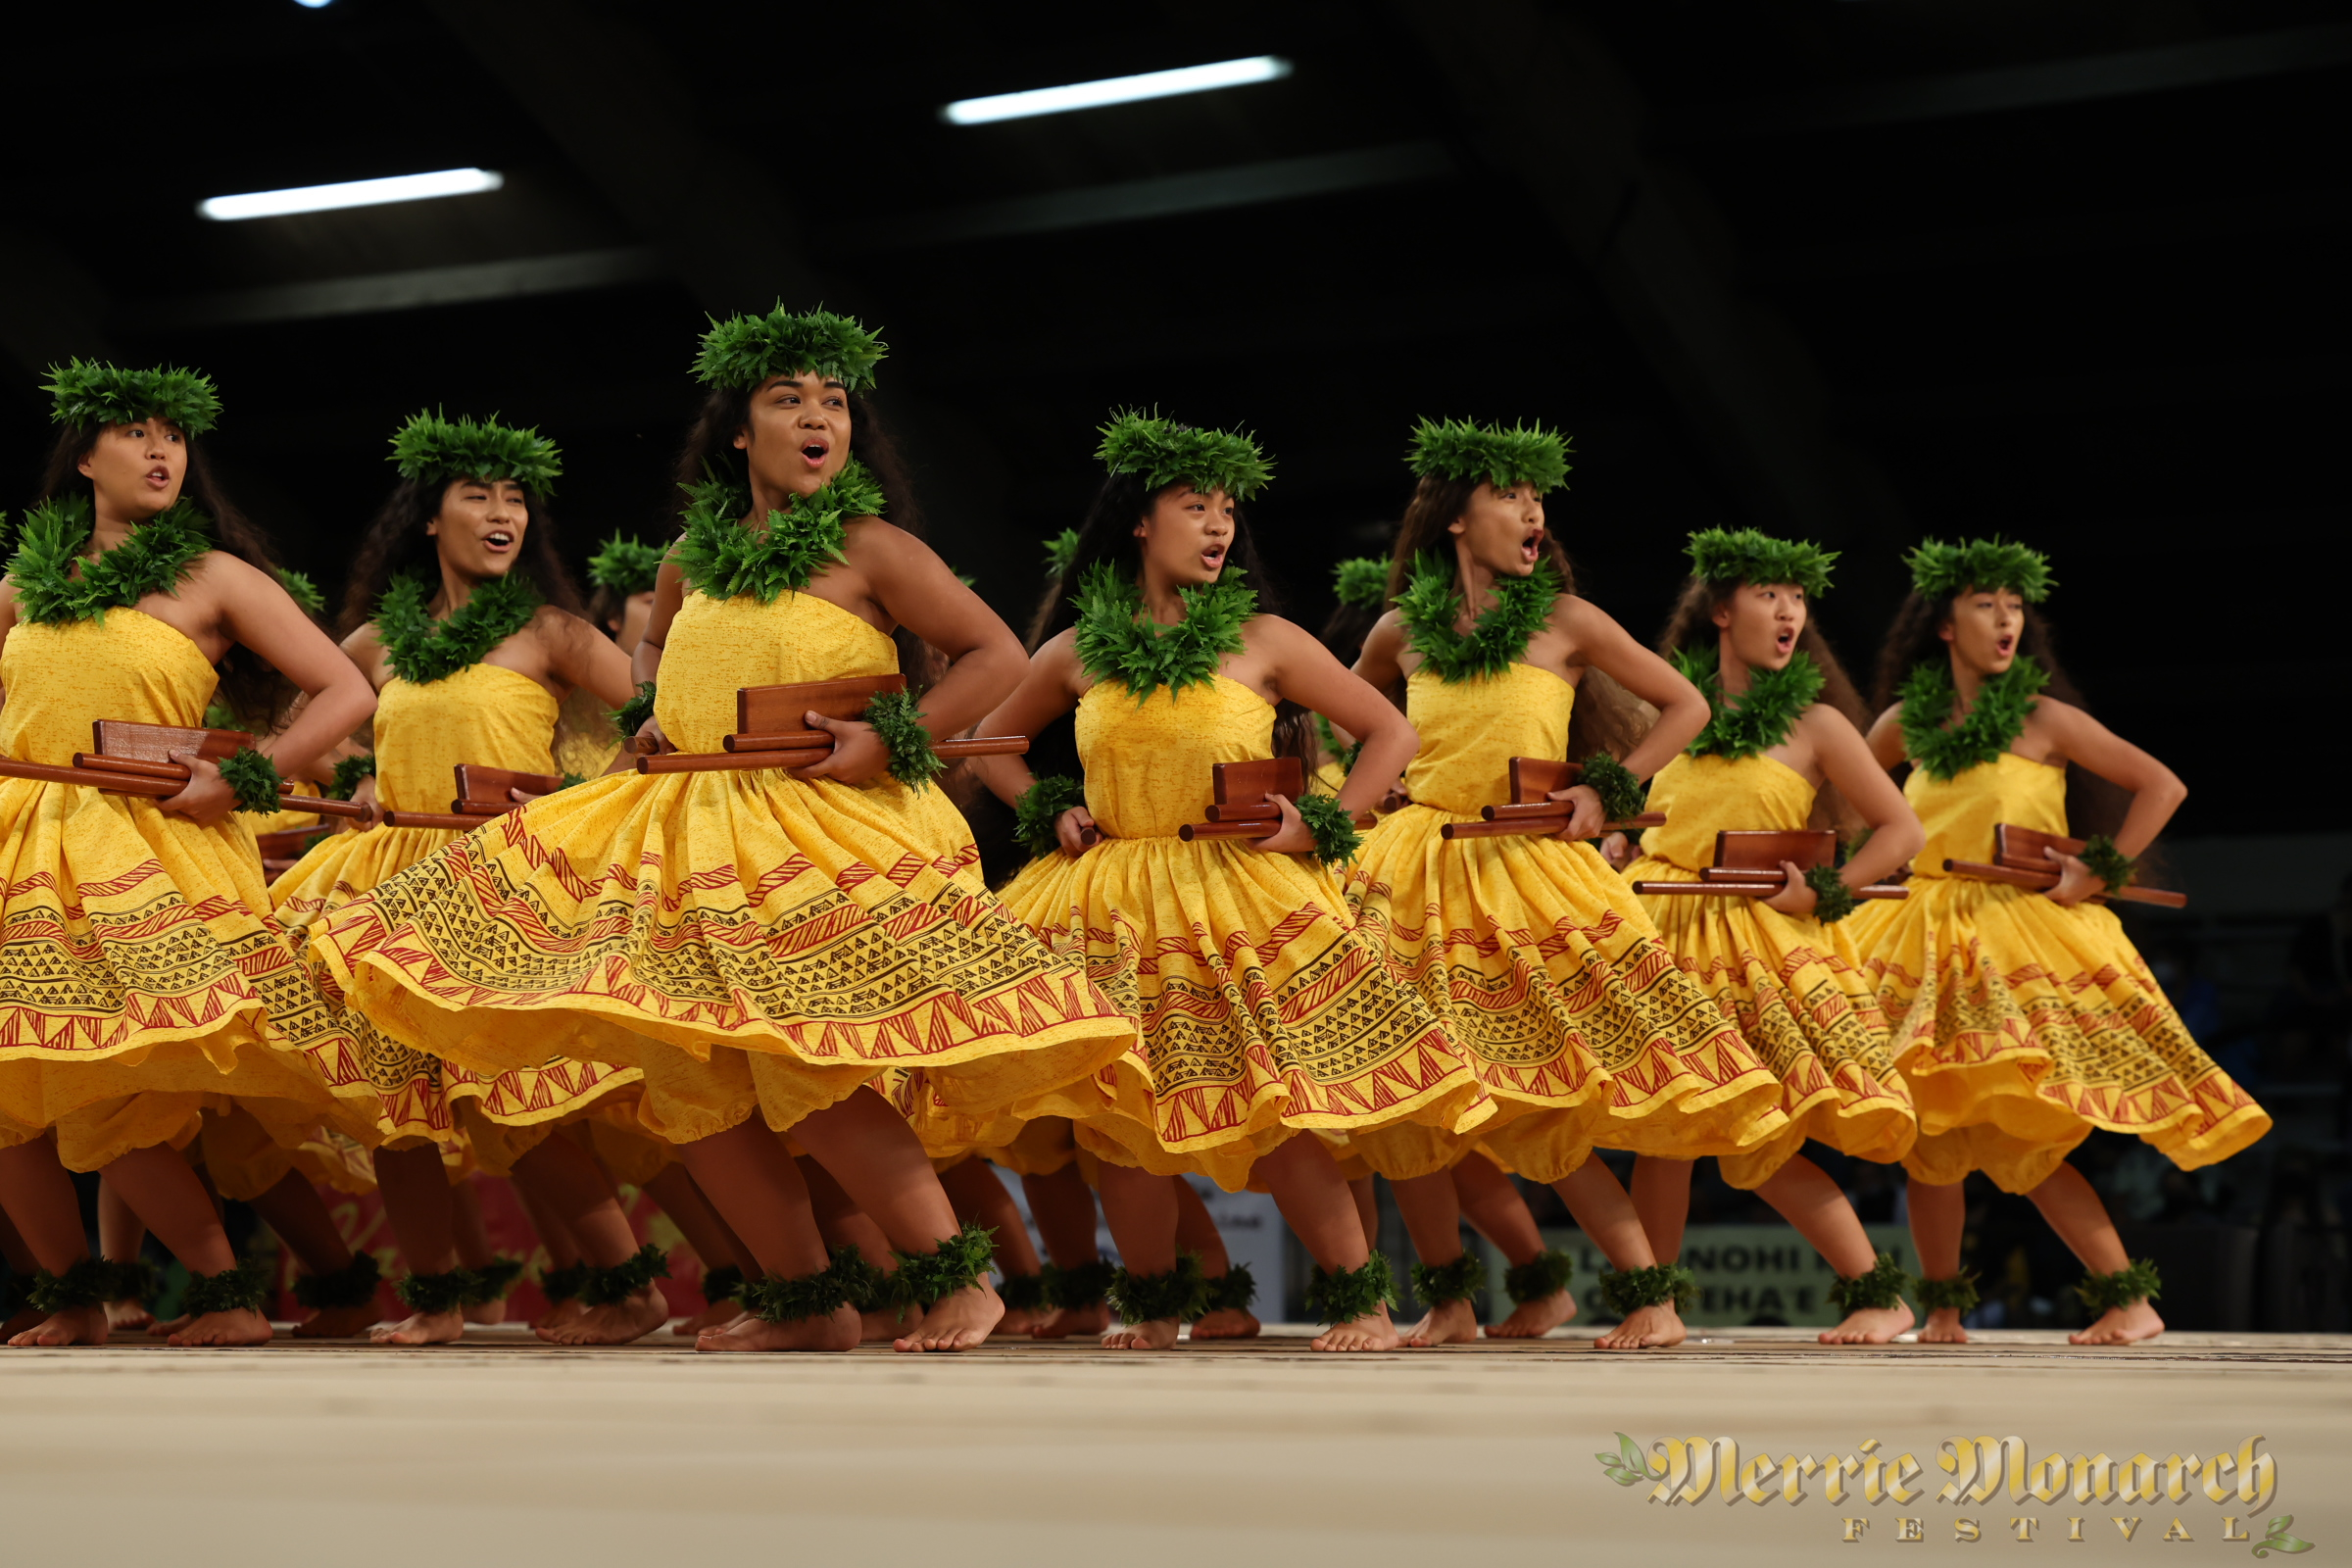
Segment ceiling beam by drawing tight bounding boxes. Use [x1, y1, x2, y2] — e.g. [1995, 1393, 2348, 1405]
[1392, 0, 1859, 537]
[121, 246, 670, 333]
[1674, 22, 2352, 141]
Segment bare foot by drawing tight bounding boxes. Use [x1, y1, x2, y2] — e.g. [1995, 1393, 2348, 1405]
[294, 1302, 383, 1340]
[1488, 1289, 1576, 1339]
[697, 1304, 858, 1352]
[4, 1306, 46, 1340]
[864, 1305, 913, 1343]
[102, 1300, 153, 1334]
[1031, 1301, 1109, 1340]
[1820, 1299, 1915, 1345]
[1101, 1316, 1180, 1350]
[464, 1298, 507, 1326]
[895, 1281, 1004, 1353]
[672, 1298, 745, 1337]
[1594, 1304, 1686, 1349]
[536, 1285, 668, 1346]
[1403, 1298, 1480, 1347]
[1190, 1306, 1261, 1340]
[169, 1307, 272, 1348]
[999, 1302, 1048, 1336]
[1919, 1306, 1970, 1344]
[8, 1304, 109, 1347]
[371, 1307, 465, 1345]
[1311, 1307, 1403, 1351]
[533, 1298, 586, 1334]
[2070, 1301, 2164, 1345]
[145, 1314, 189, 1338]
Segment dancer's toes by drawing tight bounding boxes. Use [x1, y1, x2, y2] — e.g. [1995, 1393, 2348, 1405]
[532, 1298, 586, 1334]
[696, 1305, 859, 1353]
[8, 1304, 109, 1347]
[463, 1298, 508, 1326]
[168, 1307, 271, 1348]
[1403, 1298, 1479, 1347]
[2069, 1302, 2163, 1346]
[673, 1299, 746, 1337]
[894, 1281, 1004, 1353]
[3, 1306, 45, 1341]
[1311, 1309, 1402, 1352]
[371, 1308, 465, 1346]
[1819, 1301, 1913, 1346]
[1919, 1307, 1971, 1344]
[864, 1304, 915, 1343]
[1595, 1304, 1686, 1350]
[1031, 1301, 1109, 1340]
[294, 1302, 382, 1340]
[1487, 1290, 1575, 1339]
[101, 1300, 153, 1334]
[1099, 1317, 1180, 1350]
[1189, 1306, 1260, 1340]
[536, 1285, 667, 1346]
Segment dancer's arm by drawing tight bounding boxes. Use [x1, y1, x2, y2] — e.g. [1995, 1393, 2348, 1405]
[2027, 699, 2185, 905]
[1764, 709, 1925, 916]
[1557, 597, 1707, 777]
[1250, 616, 1416, 821]
[531, 608, 640, 710]
[967, 635, 1086, 813]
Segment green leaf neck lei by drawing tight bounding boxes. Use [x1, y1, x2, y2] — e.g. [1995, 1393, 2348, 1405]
[1070, 563, 1257, 704]
[1670, 647, 1825, 760]
[6, 495, 214, 626]
[374, 572, 541, 685]
[1393, 553, 1561, 683]
[1898, 656, 2050, 781]
[674, 460, 886, 604]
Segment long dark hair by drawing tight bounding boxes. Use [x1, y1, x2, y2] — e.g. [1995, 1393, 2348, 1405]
[1384, 472, 1645, 763]
[337, 476, 586, 638]
[1659, 575, 1871, 839]
[39, 423, 293, 730]
[1871, 592, 2130, 842]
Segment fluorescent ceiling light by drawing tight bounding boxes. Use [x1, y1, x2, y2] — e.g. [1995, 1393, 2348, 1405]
[942, 56, 1293, 125]
[197, 168, 504, 221]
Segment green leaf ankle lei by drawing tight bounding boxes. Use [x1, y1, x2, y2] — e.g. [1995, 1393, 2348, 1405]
[673, 461, 886, 604]
[218, 746, 287, 815]
[291, 1251, 381, 1311]
[1107, 1253, 1206, 1324]
[537, 1260, 590, 1304]
[180, 1256, 271, 1316]
[106, 1257, 162, 1305]
[697, 1263, 745, 1305]
[1898, 656, 2049, 780]
[375, 571, 541, 684]
[1042, 1258, 1113, 1310]
[467, 1257, 526, 1303]
[397, 1267, 482, 1316]
[1013, 774, 1088, 859]
[1302, 1251, 1398, 1325]
[1826, 1251, 1909, 1312]
[1598, 1262, 1697, 1314]
[7, 495, 213, 626]
[889, 1223, 996, 1310]
[26, 1256, 116, 1312]
[1410, 1251, 1486, 1307]
[1071, 563, 1256, 704]
[1504, 1249, 1574, 1304]
[1196, 1261, 1257, 1316]
[997, 1272, 1051, 1313]
[1670, 647, 1825, 760]
[1914, 1270, 1981, 1315]
[1394, 553, 1561, 683]
[579, 1243, 670, 1306]
[2076, 1258, 2161, 1312]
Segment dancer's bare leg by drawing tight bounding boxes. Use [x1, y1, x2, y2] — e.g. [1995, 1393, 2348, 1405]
[1552, 1161, 1685, 1349]
[794, 1090, 1003, 1352]
[1096, 1162, 1181, 1350]
[1022, 1163, 1109, 1339]
[514, 1178, 588, 1331]
[940, 1157, 1047, 1334]
[1752, 1156, 1913, 1344]
[1906, 1176, 1969, 1343]
[247, 1171, 379, 1339]
[448, 1178, 518, 1325]
[1392, 1172, 1479, 1346]
[1257, 1136, 1400, 1352]
[2031, 1163, 2164, 1345]
[512, 1135, 667, 1346]
[102, 1144, 268, 1347]
[1453, 1154, 1575, 1337]
[679, 1121, 855, 1352]
[1629, 1155, 1693, 1263]
[644, 1165, 754, 1336]
[1175, 1177, 1259, 1339]
[0, 1141, 107, 1347]
[370, 1144, 466, 1345]
[801, 1154, 905, 1342]
[1348, 1175, 1379, 1249]
[0, 1206, 43, 1340]
[95, 1178, 155, 1333]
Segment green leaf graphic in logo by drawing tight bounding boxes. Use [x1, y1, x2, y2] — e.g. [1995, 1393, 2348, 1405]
[2253, 1515, 2314, 1557]
[1594, 1432, 1655, 1488]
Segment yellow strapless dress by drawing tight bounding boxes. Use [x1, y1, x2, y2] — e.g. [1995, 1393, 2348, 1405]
[0, 612, 374, 1172]
[1624, 752, 1915, 1185]
[271, 662, 642, 1158]
[1851, 752, 2268, 1191]
[309, 590, 1134, 1144]
[1342, 665, 1788, 1181]
[995, 673, 1488, 1191]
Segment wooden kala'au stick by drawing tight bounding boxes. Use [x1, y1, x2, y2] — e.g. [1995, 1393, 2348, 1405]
[381, 809, 505, 830]
[636, 675, 1030, 776]
[1433, 755, 1664, 842]
[1174, 757, 1375, 845]
[1632, 875, 1909, 900]
[1, 718, 374, 820]
[640, 735, 1027, 776]
[1628, 825, 1906, 900]
[1937, 822, 2189, 908]
[1443, 811, 1663, 842]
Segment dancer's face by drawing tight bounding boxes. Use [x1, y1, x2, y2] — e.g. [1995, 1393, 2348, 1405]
[1449, 481, 1547, 579]
[1712, 581, 1807, 671]
[735, 372, 852, 499]
[76, 418, 187, 520]
[1940, 587, 2025, 676]
[1133, 484, 1236, 591]
[428, 477, 530, 580]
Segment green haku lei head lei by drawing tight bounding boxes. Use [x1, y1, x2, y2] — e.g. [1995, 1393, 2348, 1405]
[1685, 526, 1837, 599]
[692, 304, 887, 392]
[1331, 556, 1389, 610]
[1097, 410, 1272, 500]
[1042, 527, 1081, 580]
[588, 533, 665, 595]
[389, 409, 562, 493]
[1904, 535, 2055, 605]
[44, 359, 221, 435]
[1407, 416, 1570, 493]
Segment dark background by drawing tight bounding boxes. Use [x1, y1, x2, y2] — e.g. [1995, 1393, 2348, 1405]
[4, 0, 2347, 1328]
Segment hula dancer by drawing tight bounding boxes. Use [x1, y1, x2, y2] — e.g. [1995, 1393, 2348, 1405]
[1857, 538, 2268, 1344]
[0, 362, 378, 1347]
[310, 308, 1135, 1352]
[1344, 420, 1788, 1349]
[972, 411, 1479, 1354]
[1621, 529, 1926, 1344]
